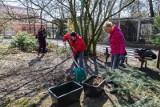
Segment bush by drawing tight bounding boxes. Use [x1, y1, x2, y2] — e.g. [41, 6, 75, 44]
[0, 43, 10, 56]
[64, 19, 74, 33]
[150, 35, 160, 45]
[59, 47, 67, 54]
[47, 41, 56, 51]
[154, 16, 160, 30]
[11, 32, 38, 52]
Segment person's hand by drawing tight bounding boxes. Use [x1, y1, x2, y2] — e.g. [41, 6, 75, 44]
[70, 52, 73, 56]
[63, 42, 66, 46]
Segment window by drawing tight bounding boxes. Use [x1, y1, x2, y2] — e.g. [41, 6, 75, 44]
[22, 27, 26, 31]
[31, 27, 35, 31]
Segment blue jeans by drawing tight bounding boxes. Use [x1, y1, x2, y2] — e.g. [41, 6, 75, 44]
[74, 51, 84, 68]
[120, 54, 125, 64]
[111, 54, 123, 69]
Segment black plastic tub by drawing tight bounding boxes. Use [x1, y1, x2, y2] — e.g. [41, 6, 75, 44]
[82, 75, 105, 97]
[48, 81, 83, 107]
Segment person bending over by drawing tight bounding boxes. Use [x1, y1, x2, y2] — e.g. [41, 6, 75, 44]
[63, 32, 86, 68]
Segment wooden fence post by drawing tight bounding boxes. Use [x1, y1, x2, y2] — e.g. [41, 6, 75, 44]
[157, 48, 160, 69]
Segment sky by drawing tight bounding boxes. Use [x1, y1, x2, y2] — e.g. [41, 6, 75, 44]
[2, 0, 158, 19]
[2, 0, 23, 7]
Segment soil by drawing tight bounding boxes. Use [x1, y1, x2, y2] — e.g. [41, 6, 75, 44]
[0, 51, 119, 107]
[0, 52, 72, 106]
[88, 77, 104, 86]
[0, 50, 159, 107]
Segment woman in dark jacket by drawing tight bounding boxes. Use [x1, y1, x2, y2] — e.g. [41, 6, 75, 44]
[37, 25, 47, 56]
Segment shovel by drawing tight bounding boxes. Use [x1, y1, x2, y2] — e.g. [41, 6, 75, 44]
[72, 55, 86, 82]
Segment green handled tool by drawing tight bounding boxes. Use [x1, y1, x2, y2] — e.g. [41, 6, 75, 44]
[72, 56, 86, 82]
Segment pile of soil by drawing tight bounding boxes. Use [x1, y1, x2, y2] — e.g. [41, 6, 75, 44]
[52, 74, 74, 86]
[63, 74, 74, 82]
[88, 77, 104, 86]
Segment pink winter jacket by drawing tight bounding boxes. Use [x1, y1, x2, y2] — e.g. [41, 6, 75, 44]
[109, 25, 125, 54]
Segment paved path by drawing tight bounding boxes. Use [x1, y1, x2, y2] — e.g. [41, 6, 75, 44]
[48, 39, 158, 56]
[2, 39, 158, 55]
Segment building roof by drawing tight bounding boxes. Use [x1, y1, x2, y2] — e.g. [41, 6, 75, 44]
[110, 17, 154, 24]
[0, 4, 37, 16]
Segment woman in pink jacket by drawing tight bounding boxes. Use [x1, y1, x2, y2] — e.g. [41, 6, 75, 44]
[103, 21, 126, 69]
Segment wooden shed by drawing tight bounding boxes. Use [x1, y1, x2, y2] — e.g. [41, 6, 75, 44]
[111, 17, 154, 42]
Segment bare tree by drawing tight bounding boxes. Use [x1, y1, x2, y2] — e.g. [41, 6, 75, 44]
[29, 0, 52, 26]
[0, 0, 40, 36]
[0, 15, 9, 37]
[125, 0, 148, 17]
[148, 0, 154, 17]
[0, 0, 135, 55]
[57, 0, 135, 55]
[118, 0, 123, 27]
[153, 0, 160, 16]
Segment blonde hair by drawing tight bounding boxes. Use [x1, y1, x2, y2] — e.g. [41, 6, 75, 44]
[103, 21, 113, 30]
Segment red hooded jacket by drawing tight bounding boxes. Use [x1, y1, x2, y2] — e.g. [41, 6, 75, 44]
[109, 25, 125, 54]
[63, 34, 86, 54]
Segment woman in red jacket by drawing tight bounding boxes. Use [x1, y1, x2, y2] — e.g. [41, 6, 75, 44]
[63, 32, 86, 68]
[103, 21, 126, 69]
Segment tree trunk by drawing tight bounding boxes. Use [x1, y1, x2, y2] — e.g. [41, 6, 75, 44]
[26, 0, 31, 33]
[52, 21, 54, 38]
[148, 0, 154, 17]
[40, 10, 43, 26]
[158, 4, 160, 16]
[34, 21, 36, 35]
[157, 48, 160, 69]
[92, 41, 97, 56]
[118, 0, 123, 28]
[87, 38, 93, 54]
[3, 27, 5, 37]
[66, 0, 135, 56]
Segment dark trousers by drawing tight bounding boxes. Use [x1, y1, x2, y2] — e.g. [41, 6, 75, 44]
[38, 38, 46, 54]
[74, 51, 84, 68]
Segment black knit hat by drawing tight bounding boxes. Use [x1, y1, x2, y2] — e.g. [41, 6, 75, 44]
[70, 32, 77, 37]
